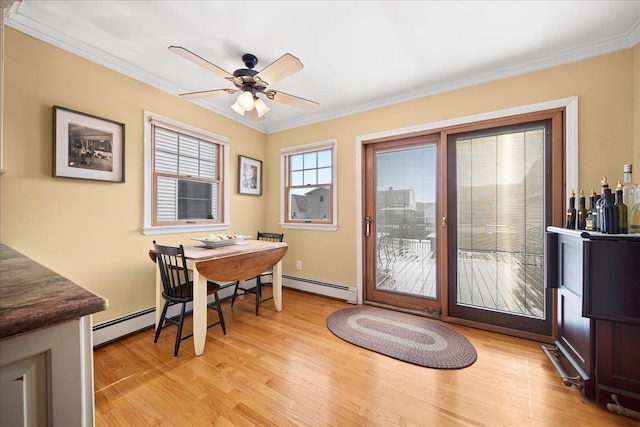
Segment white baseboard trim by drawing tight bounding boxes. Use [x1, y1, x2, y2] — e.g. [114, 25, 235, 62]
[92, 276, 356, 347]
[92, 308, 155, 347]
[283, 275, 357, 304]
[92, 283, 238, 347]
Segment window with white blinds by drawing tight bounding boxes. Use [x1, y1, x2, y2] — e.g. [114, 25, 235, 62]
[153, 127, 219, 222]
[143, 111, 229, 235]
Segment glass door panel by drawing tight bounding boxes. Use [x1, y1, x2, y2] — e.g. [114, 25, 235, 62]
[449, 122, 550, 335]
[364, 137, 440, 315]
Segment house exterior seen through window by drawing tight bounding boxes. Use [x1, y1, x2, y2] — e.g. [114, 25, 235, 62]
[281, 139, 337, 230]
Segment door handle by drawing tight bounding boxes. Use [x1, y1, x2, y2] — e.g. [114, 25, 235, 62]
[365, 216, 372, 237]
[442, 215, 447, 228]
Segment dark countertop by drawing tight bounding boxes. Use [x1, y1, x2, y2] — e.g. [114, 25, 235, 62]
[547, 226, 640, 241]
[0, 244, 108, 340]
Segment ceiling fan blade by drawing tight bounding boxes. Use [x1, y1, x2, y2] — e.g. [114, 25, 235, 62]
[255, 53, 303, 86]
[266, 90, 319, 113]
[169, 46, 233, 80]
[179, 88, 236, 100]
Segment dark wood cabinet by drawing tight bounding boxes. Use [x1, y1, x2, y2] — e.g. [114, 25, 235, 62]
[595, 321, 640, 409]
[546, 227, 640, 413]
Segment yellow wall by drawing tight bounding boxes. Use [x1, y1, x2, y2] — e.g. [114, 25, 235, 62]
[635, 44, 640, 170]
[1, 29, 266, 323]
[2, 27, 638, 324]
[266, 49, 637, 287]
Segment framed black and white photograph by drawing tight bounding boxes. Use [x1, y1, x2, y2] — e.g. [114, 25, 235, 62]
[53, 106, 125, 182]
[238, 155, 262, 196]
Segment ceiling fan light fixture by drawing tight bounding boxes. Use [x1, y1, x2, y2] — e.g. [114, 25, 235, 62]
[237, 91, 255, 111]
[171, 48, 318, 121]
[231, 101, 245, 116]
[254, 98, 271, 118]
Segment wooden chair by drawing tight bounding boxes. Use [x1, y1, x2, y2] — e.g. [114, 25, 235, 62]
[231, 231, 284, 316]
[153, 241, 226, 357]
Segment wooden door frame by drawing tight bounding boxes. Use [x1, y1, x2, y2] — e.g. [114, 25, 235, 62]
[440, 109, 565, 341]
[363, 133, 441, 315]
[356, 98, 576, 340]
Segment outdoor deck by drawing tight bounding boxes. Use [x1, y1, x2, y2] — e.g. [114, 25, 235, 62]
[376, 238, 544, 317]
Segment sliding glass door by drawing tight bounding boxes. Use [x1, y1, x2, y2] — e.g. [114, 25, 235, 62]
[362, 109, 563, 337]
[447, 121, 552, 335]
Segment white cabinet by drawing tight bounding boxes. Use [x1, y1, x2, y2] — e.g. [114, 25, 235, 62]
[0, 316, 96, 426]
[0, 244, 107, 427]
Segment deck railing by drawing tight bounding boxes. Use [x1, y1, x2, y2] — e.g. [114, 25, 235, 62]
[376, 236, 545, 316]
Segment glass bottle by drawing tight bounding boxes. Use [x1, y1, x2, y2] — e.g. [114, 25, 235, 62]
[577, 190, 587, 230]
[614, 181, 628, 234]
[592, 193, 601, 232]
[623, 164, 637, 223]
[566, 189, 576, 229]
[594, 177, 609, 232]
[585, 189, 596, 231]
[601, 186, 616, 234]
[630, 191, 640, 234]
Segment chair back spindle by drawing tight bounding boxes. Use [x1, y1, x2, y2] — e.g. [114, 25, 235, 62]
[257, 231, 284, 243]
[152, 240, 226, 357]
[154, 243, 192, 301]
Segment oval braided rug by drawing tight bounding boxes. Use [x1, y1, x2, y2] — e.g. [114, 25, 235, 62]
[327, 306, 477, 369]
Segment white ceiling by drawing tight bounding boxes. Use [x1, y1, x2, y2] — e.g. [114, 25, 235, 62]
[5, 1, 640, 134]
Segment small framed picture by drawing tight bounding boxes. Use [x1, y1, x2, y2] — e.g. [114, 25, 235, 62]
[238, 155, 262, 196]
[53, 106, 125, 182]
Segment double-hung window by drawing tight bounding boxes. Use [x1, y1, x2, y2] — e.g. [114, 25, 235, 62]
[281, 139, 337, 230]
[143, 111, 229, 235]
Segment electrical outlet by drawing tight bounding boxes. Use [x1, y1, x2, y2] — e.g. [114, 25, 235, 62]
[296, 260, 302, 270]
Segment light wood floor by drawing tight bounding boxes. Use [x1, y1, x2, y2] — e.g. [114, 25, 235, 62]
[94, 289, 637, 426]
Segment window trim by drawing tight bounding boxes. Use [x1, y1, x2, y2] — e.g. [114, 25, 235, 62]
[280, 139, 338, 231]
[142, 111, 230, 236]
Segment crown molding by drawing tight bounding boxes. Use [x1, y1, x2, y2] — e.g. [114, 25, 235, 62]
[1, 0, 21, 16]
[6, 11, 639, 136]
[4, 13, 269, 134]
[266, 23, 639, 134]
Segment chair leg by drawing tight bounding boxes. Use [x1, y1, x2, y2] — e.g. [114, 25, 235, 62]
[231, 281, 240, 307]
[174, 303, 187, 357]
[154, 301, 170, 343]
[214, 293, 226, 335]
[255, 277, 261, 316]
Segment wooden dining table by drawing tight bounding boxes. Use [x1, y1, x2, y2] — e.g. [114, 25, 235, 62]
[150, 239, 288, 356]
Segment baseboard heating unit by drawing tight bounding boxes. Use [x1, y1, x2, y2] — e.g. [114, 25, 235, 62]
[93, 277, 357, 347]
[282, 275, 357, 304]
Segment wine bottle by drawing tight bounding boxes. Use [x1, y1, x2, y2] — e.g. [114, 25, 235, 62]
[601, 186, 616, 234]
[585, 189, 596, 231]
[577, 190, 587, 230]
[594, 177, 609, 232]
[614, 181, 628, 234]
[623, 164, 637, 223]
[592, 193, 601, 232]
[566, 189, 576, 229]
[630, 192, 640, 234]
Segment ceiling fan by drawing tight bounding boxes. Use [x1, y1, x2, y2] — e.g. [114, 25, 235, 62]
[169, 46, 319, 121]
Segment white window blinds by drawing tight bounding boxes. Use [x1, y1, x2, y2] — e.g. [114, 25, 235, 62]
[142, 110, 229, 235]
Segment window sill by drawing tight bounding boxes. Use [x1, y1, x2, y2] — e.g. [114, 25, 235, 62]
[142, 223, 229, 236]
[280, 223, 338, 231]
